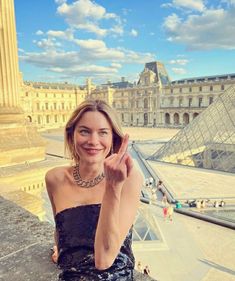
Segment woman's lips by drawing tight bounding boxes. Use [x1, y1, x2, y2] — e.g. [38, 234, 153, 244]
[84, 148, 102, 155]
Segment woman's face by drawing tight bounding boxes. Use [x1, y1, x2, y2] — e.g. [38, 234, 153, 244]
[73, 111, 113, 164]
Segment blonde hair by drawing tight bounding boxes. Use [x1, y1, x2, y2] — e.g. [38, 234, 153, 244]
[65, 99, 124, 162]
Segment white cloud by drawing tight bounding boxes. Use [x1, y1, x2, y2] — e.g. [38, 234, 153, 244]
[36, 30, 44, 35]
[171, 67, 187, 74]
[35, 38, 61, 49]
[169, 59, 189, 65]
[163, 6, 235, 50]
[19, 44, 155, 81]
[172, 0, 205, 12]
[47, 29, 74, 40]
[55, 0, 66, 4]
[56, 0, 120, 36]
[161, 0, 205, 12]
[130, 29, 138, 37]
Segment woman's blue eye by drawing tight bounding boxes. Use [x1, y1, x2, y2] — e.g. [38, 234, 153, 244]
[80, 130, 89, 135]
[100, 131, 108, 136]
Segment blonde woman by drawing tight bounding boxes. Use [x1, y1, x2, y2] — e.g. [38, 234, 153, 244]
[46, 99, 142, 280]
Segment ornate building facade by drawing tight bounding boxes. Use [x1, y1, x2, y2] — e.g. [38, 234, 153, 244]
[19, 61, 235, 131]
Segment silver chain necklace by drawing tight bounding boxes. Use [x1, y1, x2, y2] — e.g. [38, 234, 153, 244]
[73, 163, 105, 188]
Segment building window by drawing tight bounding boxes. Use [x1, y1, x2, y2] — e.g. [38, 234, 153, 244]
[189, 87, 192, 92]
[170, 88, 173, 94]
[221, 84, 224, 90]
[179, 98, 183, 107]
[210, 85, 213, 91]
[54, 103, 57, 110]
[45, 103, 48, 110]
[209, 97, 213, 105]
[170, 98, 174, 106]
[189, 98, 192, 107]
[179, 88, 182, 93]
[54, 115, 57, 122]
[37, 103, 40, 110]
[199, 97, 203, 107]
[37, 116, 41, 124]
[199, 86, 202, 92]
[46, 115, 50, 123]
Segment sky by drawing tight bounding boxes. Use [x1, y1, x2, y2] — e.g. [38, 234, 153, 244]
[15, 0, 235, 85]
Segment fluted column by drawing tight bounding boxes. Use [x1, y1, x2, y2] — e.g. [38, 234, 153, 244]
[0, 0, 21, 111]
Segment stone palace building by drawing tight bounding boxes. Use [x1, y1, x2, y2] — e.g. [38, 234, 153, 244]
[20, 61, 235, 131]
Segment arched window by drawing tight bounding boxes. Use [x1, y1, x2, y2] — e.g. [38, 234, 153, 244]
[183, 113, 189, 124]
[165, 113, 170, 124]
[173, 113, 179, 125]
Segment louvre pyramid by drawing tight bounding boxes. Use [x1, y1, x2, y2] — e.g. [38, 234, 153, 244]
[148, 86, 235, 173]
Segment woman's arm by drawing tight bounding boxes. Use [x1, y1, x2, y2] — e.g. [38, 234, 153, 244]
[45, 169, 59, 262]
[94, 135, 142, 270]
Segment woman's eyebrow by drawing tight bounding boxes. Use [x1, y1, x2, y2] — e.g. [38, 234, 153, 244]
[78, 125, 90, 129]
[99, 128, 111, 131]
[78, 126, 111, 130]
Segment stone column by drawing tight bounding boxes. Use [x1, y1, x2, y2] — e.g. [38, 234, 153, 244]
[0, 0, 46, 167]
[0, 0, 21, 112]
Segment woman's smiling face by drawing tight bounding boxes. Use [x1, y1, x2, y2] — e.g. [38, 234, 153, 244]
[74, 111, 113, 164]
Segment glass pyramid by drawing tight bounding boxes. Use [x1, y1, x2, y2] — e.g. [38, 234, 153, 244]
[148, 86, 235, 173]
[132, 203, 160, 241]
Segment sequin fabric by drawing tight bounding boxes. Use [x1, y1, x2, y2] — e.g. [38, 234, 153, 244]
[55, 204, 135, 281]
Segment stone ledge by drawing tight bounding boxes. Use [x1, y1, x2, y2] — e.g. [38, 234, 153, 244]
[0, 196, 156, 281]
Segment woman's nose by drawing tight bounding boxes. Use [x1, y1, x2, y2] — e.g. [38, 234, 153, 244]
[87, 133, 99, 144]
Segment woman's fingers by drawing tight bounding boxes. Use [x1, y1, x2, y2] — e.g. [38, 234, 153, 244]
[117, 134, 129, 162]
[125, 154, 133, 176]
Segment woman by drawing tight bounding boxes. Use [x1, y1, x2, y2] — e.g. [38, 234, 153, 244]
[45, 99, 142, 280]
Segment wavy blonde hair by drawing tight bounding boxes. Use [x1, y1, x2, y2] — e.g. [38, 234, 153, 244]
[65, 99, 124, 163]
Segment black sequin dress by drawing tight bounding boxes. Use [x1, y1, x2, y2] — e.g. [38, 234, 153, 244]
[55, 204, 135, 281]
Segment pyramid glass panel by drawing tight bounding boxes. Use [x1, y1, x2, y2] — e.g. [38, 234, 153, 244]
[148, 87, 235, 173]
[132, 204, 160, 241]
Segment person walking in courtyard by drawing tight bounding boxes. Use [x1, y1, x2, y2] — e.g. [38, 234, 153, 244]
[163, 205, 168, 220]
[167, 204, 174, 221]
[162, 192, 167, 206]
[137, 261, 143, 273]
[157, 180, 164, 192]
[143, 265, 150, 275]
[46, 99, 142, 280]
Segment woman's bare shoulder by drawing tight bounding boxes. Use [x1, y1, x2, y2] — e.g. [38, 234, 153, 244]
[45, 166, 71, 187]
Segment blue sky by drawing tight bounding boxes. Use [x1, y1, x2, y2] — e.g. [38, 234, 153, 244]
[15, 0, 235, 85]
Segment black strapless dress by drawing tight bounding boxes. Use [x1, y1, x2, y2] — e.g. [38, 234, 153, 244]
[55, 204, 135, 281]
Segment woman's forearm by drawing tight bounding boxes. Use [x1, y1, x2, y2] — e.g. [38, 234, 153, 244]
[94, 185, 122, 270]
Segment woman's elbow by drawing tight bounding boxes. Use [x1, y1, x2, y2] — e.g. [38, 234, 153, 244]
[95, 256, 115, 271]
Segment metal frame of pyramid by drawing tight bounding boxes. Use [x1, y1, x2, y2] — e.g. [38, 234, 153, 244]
[148, 86, 235, 173]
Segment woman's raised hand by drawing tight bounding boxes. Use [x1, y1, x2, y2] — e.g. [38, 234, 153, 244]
[104, 134, 133, 188]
